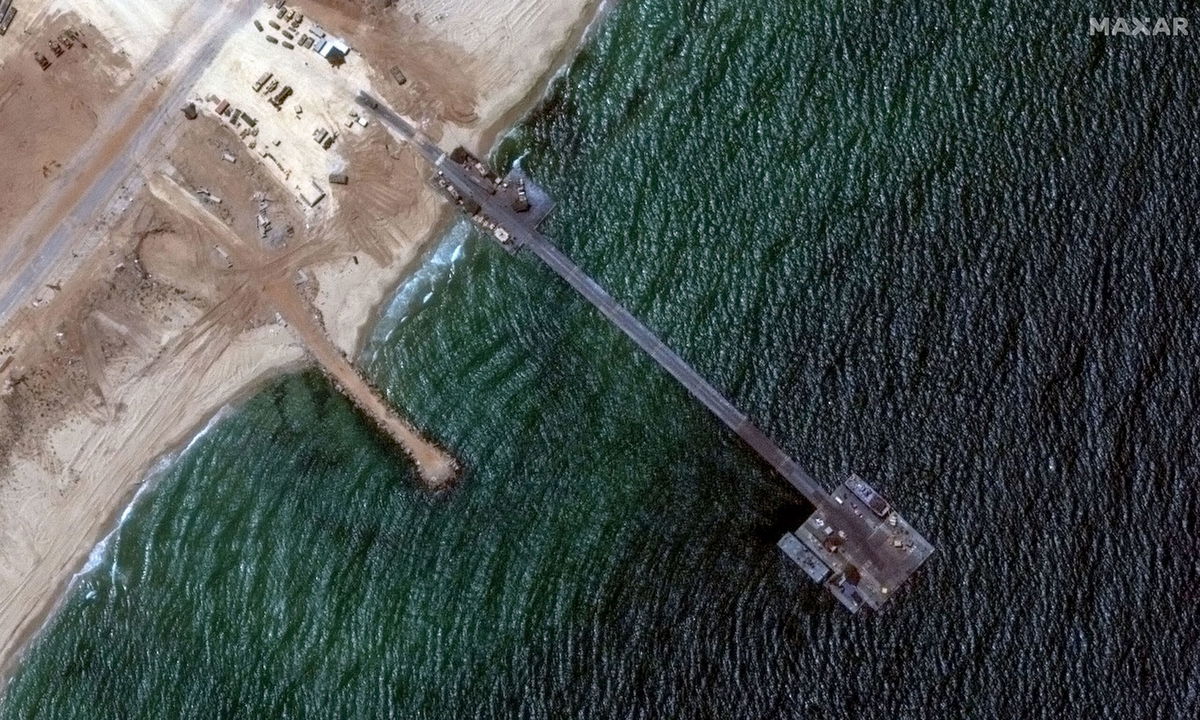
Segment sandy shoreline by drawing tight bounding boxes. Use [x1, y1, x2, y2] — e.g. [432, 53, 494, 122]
[0, 0, 607, 683]
[350, 0, 611, 358]
[0, 353, 310, 683]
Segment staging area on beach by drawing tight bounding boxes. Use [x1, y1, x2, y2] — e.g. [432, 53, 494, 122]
[0, 0, 602, 674]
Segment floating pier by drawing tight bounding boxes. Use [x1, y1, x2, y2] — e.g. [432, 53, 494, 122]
[359, 91, 934, 611]
[778, 475, 933, 611]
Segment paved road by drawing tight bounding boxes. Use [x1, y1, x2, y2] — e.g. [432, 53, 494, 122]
[0, 0, 259, 326]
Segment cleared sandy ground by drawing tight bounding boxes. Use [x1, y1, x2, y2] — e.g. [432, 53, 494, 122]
[0, 0, 603, 676]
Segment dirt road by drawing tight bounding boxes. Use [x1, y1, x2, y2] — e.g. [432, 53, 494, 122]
[0, 0, 259, 326]
[146, 173, 459, 489]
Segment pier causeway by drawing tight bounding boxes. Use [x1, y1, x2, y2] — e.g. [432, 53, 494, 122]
[359, 92, 933, 612]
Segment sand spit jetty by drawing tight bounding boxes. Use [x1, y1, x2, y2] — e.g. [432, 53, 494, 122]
[0, 0, 602, 677]
[271, 287, 458, 489]
[147, 172, 457, 489]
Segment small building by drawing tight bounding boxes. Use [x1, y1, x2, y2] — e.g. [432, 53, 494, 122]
[298, 181, 325, 208]
[328, 172, 348, 185]
[317, 36, 351, 64]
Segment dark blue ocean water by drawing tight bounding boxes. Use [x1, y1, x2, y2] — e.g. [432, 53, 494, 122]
[2, 0, 1199, 717]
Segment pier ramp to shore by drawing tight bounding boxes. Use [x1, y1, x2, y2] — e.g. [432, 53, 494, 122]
[360, 90, 933, 611]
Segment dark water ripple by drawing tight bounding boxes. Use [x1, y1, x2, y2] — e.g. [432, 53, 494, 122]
[3, 0, 1200, 717]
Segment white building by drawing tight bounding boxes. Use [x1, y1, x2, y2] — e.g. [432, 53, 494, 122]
[315, 36, 351, 64]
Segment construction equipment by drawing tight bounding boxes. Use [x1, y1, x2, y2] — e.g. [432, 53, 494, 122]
[270, 85, 293, 109]
[0, 1, 16, 37]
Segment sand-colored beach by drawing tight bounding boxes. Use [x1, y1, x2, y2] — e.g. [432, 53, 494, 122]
[0, 0, 602, 676]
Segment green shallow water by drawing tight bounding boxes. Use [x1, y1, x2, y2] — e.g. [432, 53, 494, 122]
[3, 0, 1199, 716]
